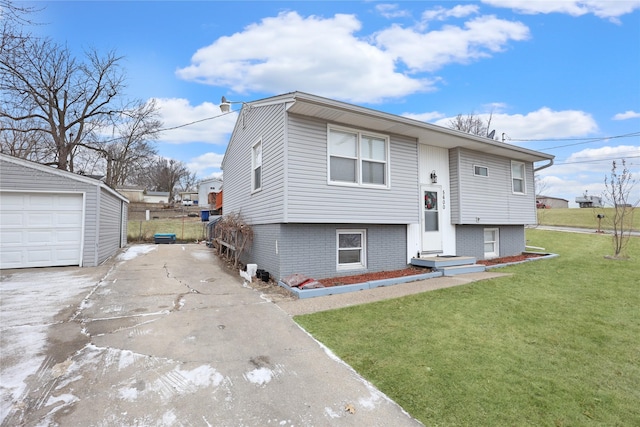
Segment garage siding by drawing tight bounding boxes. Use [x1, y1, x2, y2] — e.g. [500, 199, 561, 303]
[0, 154, 128, 268]
[98, 187, 123, 264]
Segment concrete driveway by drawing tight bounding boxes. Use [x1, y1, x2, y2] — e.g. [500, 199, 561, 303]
[1, 244, 423, 426]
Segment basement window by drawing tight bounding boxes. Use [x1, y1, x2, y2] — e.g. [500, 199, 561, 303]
[337, 229, 366, 270]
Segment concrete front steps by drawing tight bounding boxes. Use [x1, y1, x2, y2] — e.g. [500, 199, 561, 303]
[411, 255, 486, 276]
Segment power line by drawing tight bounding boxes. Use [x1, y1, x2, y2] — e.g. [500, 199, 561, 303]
[508, 131, 640, 143]
[158, 110, 235, 132]
[552, 155, 640, 166]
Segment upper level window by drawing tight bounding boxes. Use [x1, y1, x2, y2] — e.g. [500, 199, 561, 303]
[474, 165, 489, 177]
[511, 161, 525, 194]
[252, 140, 262, 192]
[328, 126, 389, 187]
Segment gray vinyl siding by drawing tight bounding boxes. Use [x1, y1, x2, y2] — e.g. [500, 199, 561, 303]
[222, 103, 287, 224]
[456, 225, 525, 259]
[97, 187, 123, 264]
[239, 223, 407, 281]
[449, 148, 537, 225]
[286, 114, 419, 224]
[238, 223, 282, 279]
[0, 156, 127, 267]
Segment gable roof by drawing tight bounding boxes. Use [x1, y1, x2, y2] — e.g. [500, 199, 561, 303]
[225, 91, 554, 166]
[0, 153, 128, 203]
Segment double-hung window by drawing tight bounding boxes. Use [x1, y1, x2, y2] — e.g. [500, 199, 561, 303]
[337, 229, 366, 270]
[484, 228, 499, 259]
[252, 140, 262, 192]
[511, 161, 525, 194]
[328, 126, 389, 187]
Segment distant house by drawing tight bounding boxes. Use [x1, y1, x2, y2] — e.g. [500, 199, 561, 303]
[144, 191, 170, 203]
[178, 191, 199, 205]
[0, 153, 128, 269]
[117, 186, 145, 202]
[197, 178, 223, 209]
[576, 194, 603, 208]
[536, 196, 569, 209]
[221, 92, 554, 281]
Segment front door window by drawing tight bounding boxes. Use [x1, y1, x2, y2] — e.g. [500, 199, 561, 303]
[424, 191, 439, 232]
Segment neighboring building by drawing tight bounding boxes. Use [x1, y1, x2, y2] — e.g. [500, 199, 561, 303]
[214, 189, 223, 214]
[576, 194, 603, 208]
[221, 92, 554, 280]
[198, 178, 223, 209]
[536, 196, 569, 209]
[178, 191, 199, 205]
[117, 186, 145, 202]
[0, 153, 129, 269]
[144, 191, 170, 203]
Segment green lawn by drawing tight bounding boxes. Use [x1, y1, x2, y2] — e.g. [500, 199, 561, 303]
[295, 230, 640, 426]
[537, 207, 638, 231]
[127, 218, 209, 242]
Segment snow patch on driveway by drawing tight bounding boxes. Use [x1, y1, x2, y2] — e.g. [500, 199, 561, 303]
[117, 244, 157, 261]
[0, 270, 97, 423]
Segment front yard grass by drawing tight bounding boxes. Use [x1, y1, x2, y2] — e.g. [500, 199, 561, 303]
[295, 229, 640, 426]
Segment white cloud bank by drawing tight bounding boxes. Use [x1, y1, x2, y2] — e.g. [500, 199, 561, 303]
[176, 10, 530, 103]
[429, 107, 598, 140]
[613, 110, 640, 120]
[482, 0, 640, 22]
[154, 98, 237, 145]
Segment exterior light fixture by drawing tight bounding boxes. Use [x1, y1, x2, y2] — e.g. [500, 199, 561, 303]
[220, 96, 232, 113]
[219, 96, 251, 128]
[430, 170, 438, 184]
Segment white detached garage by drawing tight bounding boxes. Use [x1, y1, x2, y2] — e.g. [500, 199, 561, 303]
[0, 153, 129, 269]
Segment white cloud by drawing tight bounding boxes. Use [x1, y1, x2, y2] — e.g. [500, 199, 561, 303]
[375, 15, 530, 72]
[613, 110, 640, 120]
[176, 11, 530, 103]
[176, 12, 426, 103]
[432, 107, 598, 140]
[187, 152, 225, 176]
[402, 111, 447, 122]
[154, 98, 237, 144]
[375, 3, 411, 19]
[482, 0, 640, 22]
[422, 5, 479, 21]
[536, 145, 640, 206]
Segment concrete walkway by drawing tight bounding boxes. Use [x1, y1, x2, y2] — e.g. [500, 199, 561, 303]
[2, 244, 425, 426]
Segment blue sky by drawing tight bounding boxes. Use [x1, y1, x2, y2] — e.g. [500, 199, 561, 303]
[30, 1, 640, 206]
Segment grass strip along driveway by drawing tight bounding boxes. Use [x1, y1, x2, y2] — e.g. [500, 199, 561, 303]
[295, 229, 640, 426]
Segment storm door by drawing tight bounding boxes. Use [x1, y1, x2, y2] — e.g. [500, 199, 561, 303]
[421, 185, 443, 253]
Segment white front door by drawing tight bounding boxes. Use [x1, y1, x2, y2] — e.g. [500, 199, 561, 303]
[421, 185, 443, 254]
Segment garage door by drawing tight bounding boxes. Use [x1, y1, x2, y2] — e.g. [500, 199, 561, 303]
[0, 192, 84, 269]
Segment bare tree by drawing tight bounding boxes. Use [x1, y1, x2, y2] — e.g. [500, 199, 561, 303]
[1, 0, 38, 57]
[0, 36, 125, 171]
[136, 157, 191, 202]
[602, 159, 638, 258]
[448, 112, 494, 138]
[178, 170, 198, 193]
[79, 99, 162, 188]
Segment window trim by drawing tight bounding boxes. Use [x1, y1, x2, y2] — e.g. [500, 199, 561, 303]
[484, 228, 499, 259]
[474, 165, 489, 177]
[511, 161, 526, 194]
[327, 125, 390, 189]
[336, 229, 367, 271]
[251, 139, 262, 193]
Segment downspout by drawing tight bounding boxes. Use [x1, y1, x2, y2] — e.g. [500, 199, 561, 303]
[534, 158, 554, 172]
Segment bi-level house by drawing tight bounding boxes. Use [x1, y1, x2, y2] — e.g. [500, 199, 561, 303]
[221, 92, 554, 280]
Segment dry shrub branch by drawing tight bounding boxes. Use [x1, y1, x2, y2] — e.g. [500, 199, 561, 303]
[213, 213, 254, 268]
